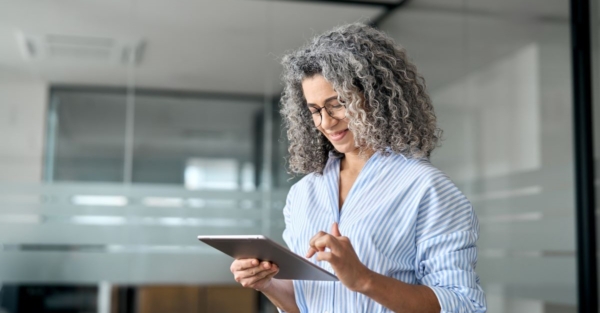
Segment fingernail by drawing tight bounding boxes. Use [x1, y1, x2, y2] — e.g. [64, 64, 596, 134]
[264, 263, 270, 269]
[252, 260, 258, 266]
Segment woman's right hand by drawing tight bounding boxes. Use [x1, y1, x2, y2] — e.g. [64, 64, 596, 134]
[230, 258, 279, 291]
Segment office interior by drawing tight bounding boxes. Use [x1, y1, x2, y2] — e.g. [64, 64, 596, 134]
[0, 0, 598, 312]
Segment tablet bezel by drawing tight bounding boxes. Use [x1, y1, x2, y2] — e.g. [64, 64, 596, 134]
[197, 235, 338, 281]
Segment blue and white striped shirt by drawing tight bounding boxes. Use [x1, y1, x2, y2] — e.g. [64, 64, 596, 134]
[281, 151, 486, 313]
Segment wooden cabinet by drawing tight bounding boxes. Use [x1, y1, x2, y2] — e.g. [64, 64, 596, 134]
[133, 285, 258, 313]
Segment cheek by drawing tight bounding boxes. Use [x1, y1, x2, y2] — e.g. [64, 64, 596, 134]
[346, 130, 356, 141]
[316, 126, 325, 135]
[339, 119, 350, 131]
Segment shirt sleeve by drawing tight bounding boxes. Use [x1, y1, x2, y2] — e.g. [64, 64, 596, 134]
[277, 185, 300, 313]
[414, 172, 487, 313]
[281, 185, 295, 250]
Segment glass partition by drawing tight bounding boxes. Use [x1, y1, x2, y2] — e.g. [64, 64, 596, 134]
[0, 1, 384, 312]
[381, 1, 576, 312]
[0, 0, 583, 312]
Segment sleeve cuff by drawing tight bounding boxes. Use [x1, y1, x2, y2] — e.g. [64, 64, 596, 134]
[425, 285, 486, 313]
[427, 285, 459, 313]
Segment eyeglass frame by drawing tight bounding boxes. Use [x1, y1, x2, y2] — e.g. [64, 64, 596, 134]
[308, 103, 347, 127]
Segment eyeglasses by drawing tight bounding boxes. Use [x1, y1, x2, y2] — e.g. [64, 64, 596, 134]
[309, 103, 346, 127]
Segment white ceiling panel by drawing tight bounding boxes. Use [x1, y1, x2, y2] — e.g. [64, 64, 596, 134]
[0, 0, 384, 96]
[0, 0, 571, 96]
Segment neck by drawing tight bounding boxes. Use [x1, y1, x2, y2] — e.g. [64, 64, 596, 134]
[341, 148, 375, 174]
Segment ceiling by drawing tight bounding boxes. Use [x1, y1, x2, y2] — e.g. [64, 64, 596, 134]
[0, 0, 570, 96]
[1, 0, 573, 172]
[0, 0, 384, 95]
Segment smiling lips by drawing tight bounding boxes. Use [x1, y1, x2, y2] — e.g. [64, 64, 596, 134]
[327, 129, 348, 141]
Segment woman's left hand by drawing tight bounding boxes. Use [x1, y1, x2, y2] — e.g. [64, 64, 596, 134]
[306, 222, 372, 292]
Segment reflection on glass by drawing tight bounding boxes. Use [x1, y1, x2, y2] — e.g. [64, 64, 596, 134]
[383, 1, 575, 312]
[185, 158, 240, 190]
[0, 0, 581, 312]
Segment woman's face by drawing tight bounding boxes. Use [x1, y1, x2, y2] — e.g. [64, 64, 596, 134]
[302, 74, 358, 154]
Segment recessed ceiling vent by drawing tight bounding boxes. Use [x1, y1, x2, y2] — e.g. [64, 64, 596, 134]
[16, 31, 145, 65]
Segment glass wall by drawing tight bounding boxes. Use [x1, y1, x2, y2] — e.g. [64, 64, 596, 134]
[381, 0, 577, 312]
[0, 0, 583, 312]
[0, 1, 384, 312]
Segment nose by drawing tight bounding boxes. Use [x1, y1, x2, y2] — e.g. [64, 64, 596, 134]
[320, 110, 338, 129]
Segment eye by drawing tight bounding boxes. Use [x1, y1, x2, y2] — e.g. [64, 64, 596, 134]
[330, 104, 344, 109]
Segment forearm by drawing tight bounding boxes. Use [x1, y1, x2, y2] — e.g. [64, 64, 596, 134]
[358, 270, 440, 313]
[261, 278, 299, 313]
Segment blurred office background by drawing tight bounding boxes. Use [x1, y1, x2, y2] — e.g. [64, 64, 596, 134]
[0, 0, 596, 312]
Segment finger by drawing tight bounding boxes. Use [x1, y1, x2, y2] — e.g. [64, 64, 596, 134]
[261, 261, 272, 270]
[232, 259, 251, 273]
[310, 233, 337, 250]
[240, 265, 279, 289]
[331, 222, 341, 237]
[236, 265, 270, 281]
[313, 234, 340, 252]
[307, 233, 334, 257]
[248, 268, 280, 290]
[338, 235, 351, 245]
[308, 231, 327, 248]
[307, 232, 325, 257]
[234, 258, 259, 272]
[247, 265, 279, 285]
[306, 247, 318, 258]
[261, 266, 279, 280]
[316, 251, 333, 262]
[235, 268, 262, 283]
[233, 259, 260, 272]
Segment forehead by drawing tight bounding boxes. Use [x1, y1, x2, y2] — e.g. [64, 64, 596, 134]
[301, 75, 337, 103]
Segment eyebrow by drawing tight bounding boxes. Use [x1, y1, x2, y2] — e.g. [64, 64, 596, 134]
[307, 95, 339, 108]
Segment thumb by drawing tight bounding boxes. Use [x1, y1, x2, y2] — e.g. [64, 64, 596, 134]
[331, 222, 341, 237]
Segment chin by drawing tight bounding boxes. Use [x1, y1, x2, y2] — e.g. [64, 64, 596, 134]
[332, 143, 357, 154]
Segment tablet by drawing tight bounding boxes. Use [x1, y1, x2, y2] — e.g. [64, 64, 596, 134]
[197, 235, 338, 281]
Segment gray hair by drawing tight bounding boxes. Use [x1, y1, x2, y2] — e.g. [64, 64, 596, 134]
[280, 23, 441, 175]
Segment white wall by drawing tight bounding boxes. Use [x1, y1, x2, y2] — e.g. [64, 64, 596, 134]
[0, 81, 47, 183]
[431, 44, 542, 182]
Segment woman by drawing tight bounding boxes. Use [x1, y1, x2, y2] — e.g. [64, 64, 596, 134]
[230, 23, 486, 313]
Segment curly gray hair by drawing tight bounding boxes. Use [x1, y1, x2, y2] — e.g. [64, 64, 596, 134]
[280, 23, 441, 175]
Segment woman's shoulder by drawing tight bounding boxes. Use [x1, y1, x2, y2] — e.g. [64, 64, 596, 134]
[289, 154, 339, 189]
[382, 153, 455, 187]
[288, 168, 328, 194]
[289, 173, 316, 192]
[382, 151, 436, 171]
